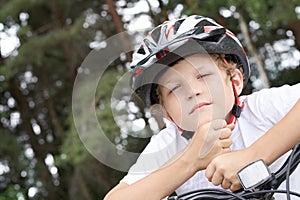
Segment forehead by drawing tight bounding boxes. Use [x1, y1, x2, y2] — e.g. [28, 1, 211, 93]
[158, 54, 218, 83]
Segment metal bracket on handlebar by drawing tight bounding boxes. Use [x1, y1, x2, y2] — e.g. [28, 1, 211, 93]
[237, 159, 273, 192]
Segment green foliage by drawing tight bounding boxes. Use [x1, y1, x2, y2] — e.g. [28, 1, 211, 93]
[5, 19, 84, 79]
[0, 131, 22, 159]
[271, 67, 300, 87]
[59, 69, 124, 166]
[183, 0, 223, 17]
[228, 0, 298, 29]
[0, 0, 299, 199]
[0, 0, 109, 198]
[0, 0, 44, 21]
[57, 119, 89, 166]
[0, 185, 26, 200]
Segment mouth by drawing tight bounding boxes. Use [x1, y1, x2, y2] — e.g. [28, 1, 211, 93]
[189, 102, 211, 115]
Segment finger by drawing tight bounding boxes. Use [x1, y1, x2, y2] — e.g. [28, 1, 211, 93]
[230, 183, 242, 191]
[219, 127, 232, 139]
[221, 179, 232, 190]
[205, 163, 216, 182]
[220, 138, 232, 149]
[227, 123, 235, 131]
[222, 147, 231, 153]
[210, 119, 227, 130]
[211, 171, 224, 186]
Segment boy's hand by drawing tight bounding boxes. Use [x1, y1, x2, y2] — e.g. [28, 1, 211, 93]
[205, 148, 256, 191]
[184, 119, 233, 172]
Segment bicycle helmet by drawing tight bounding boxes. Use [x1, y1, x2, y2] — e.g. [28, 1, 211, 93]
[130, 15, 250, 107]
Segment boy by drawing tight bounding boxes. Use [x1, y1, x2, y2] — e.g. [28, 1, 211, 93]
[105, 15, 300, 199]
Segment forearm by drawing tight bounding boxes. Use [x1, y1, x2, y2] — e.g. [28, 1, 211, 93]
[106, 119, 232, 199]
[249, 99, 300, 165]
[106, 155, 196, 200]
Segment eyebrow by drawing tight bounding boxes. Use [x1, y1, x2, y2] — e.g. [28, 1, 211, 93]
[159, 64, 207, 85]
[159, 77, 179, 85]
[194, 65, 205, 72]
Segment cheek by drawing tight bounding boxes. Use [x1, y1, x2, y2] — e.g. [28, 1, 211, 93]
[222, 82, 235, 116]
[163, 95, 183, 117]
[225, 87, 235, 112]
[207, 79, 233, 118]
[166, 95, 195, 129]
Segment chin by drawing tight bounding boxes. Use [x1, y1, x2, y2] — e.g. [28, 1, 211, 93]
[179, 118, 213, 132]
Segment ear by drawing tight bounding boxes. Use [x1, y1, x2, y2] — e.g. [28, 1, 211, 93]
[231, 69, 244, 95]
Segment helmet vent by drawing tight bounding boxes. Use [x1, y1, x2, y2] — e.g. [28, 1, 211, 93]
[151, 27, 161, 43]
[195, 19, 215, 27]
[173, 19, 185, 34]
[137, 46, 146, 55]
[201, 33, 224, 42]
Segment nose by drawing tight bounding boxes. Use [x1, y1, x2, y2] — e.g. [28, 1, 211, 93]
[186, 79, 203, 100]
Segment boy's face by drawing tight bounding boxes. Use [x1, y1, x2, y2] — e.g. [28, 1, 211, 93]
[158, 54, 242, 131]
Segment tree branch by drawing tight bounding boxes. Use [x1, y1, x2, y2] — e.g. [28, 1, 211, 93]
[237, 10, 270, 88]
[105, 0, 132, 61]
[46, 98, 64, 138]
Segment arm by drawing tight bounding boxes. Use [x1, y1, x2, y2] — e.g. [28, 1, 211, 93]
[249, 99, 300, 164]
[104, 120, 233, 200]
[205, 99, 300, 191]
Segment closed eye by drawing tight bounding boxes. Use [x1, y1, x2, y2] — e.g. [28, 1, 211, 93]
[169, 84, 181, 93]
[197, 73, 210, 79]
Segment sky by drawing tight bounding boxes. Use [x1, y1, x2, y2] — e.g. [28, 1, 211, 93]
[0, 23, 20, 57]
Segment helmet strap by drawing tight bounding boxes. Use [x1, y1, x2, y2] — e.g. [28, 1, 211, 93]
[167, 115, 183, 132]
[227, 81, 244, 125]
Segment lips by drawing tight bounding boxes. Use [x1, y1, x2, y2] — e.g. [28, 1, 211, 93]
[189, 102, 211, 114]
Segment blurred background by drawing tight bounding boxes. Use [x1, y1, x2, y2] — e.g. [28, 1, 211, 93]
[0, 0, 300, 199]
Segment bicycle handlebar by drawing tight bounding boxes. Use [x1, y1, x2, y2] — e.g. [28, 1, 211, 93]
[168, 141, 300, 200]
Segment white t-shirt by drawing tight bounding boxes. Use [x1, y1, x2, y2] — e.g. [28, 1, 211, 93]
[121, 83, 300, 199]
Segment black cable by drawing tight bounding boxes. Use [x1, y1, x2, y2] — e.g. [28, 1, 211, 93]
[286, 149, 295, 200]
[172, 188, 300, 200]
[241, 189, 300, 199]
[286, 142, 300, 200]
[169, 141, 300, 200]
[273, 148, 300, 187]
[177, 188, 246, 200]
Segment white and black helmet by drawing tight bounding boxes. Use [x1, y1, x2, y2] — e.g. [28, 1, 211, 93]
[130, 15, 250, 107]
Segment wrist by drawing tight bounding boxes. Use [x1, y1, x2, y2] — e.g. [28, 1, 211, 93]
[177, 152, 199, 175]
[247, 144, 271, 165]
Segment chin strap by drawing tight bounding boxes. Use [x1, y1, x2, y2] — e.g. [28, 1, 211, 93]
[168, 116, 194, 140]
[227, 81, 244, 125]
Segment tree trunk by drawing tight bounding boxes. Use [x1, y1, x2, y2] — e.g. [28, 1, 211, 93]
[46, 98, 64, 138]
[8, 78, 57, 199]
[105, 0, 132, 61]
[69, 166, 92, 200]
[289, 20, 300, 50]
[237, 10, 270, 88]
[50, 0, 77, 83]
